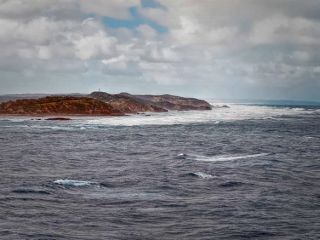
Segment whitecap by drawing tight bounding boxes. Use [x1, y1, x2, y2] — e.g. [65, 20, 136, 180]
[27, 125, 75, 131]
[177, 153, 187, 159]
[1, 104, 315, 128]
[304, 136, 314, 139]
[78, 104, 315, 127]
[182, 153, 269, 162]
[196, 153, 269, 162]
[53, 179, 98, 187]
[192, 172, 214, 179]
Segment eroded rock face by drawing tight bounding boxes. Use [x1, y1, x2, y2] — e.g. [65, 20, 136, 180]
[89, 92, 168, 113]
[90, 92, 211, 112]
[132, 94, 212, 111]
[0, 96, 124, 116]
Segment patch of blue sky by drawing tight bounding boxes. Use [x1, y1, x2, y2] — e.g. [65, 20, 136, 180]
[102, 2, 167, 33]
[141, 0, 166, 9]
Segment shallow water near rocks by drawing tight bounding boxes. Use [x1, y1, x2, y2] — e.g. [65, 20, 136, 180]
[0, 103, 319, 239]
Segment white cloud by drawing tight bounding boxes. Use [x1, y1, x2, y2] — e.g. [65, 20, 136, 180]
[250, 15, 320, 45]
[102, 55, 128, 71]
[79, 0, 140, 19]
[0, 0, 52, 18]
[0, 0, 320, 100]
[136, 24, 157, 39]
[73, 31, 117, 60]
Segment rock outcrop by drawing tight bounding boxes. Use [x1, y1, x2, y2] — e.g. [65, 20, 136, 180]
[89, 92, 211, 112]
[131, 94, 212, 111]
[0, 96, 123, 116]
[89, 92, 167, 113]
[45, 117, 72, 121]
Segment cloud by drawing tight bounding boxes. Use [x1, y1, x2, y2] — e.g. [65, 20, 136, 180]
[0, 0, 52, 18]
[0, 0, 319, 100]
[79, 0, 140, 19]
[73, 31, 117, 60]
[250, 15, 320, 45]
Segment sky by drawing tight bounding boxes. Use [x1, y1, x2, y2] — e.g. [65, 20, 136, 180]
[0, 0, 320, 101]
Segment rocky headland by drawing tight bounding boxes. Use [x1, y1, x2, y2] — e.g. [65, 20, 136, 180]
[0, 92, 212, 116]
[0, 96, 123, 116]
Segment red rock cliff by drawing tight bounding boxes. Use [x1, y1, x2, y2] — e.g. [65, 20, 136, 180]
[0, 96, 124, 116]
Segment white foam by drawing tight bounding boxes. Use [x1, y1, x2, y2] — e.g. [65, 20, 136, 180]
[304, 136, 315, 139]
[53, 179, 97, 187]
[189, 153, 269, 162]
[193, 172, 215, 179]
[31, 125, 75, 131]
[80, 104, 314, 127]
[177, 153, 187, 158]
[1, 104, 317, 127]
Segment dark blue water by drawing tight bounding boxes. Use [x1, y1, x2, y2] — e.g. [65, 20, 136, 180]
[0, 105, 319, 239]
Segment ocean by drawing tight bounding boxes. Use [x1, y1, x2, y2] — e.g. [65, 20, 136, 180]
[0, 103, 319, 239]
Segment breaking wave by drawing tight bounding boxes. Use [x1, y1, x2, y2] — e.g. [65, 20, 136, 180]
[80, 104, 316, 126]
[187, 172, 215, 179]
[178, 153, 270, 162]
[0, 104, 318, 128]
[53, 179, 98, 187]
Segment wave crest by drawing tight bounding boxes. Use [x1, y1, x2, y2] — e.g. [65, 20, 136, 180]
[53, 179, 97, 187]
[178, 153, 270, 162]
[189, 172, 215, 179]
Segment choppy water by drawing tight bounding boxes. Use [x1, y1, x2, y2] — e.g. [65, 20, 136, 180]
[0, 103, 319, 240]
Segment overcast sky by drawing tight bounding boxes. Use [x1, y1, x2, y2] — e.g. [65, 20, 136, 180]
[0, 0, 320, 100]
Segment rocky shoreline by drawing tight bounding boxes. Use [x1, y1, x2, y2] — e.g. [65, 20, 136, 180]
[0, 91, 212, 116]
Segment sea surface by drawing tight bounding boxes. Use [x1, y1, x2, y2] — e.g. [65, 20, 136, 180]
[0, 103, 319, 240]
